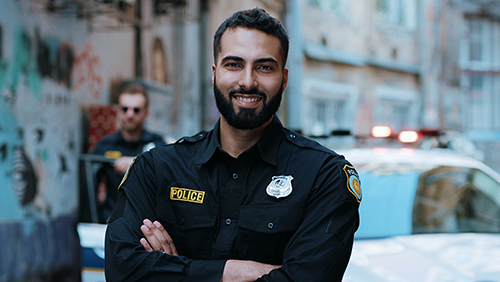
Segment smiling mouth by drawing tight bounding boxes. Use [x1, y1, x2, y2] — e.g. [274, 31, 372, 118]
[234, 96, 262, 103]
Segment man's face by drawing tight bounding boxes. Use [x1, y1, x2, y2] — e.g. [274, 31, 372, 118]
[117, 93, 149, 133]
[212, 27, 288, 130]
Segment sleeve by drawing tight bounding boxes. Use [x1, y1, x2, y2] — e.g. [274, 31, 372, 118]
[256, 158, 361, 282]
[104, 153, 226, 282]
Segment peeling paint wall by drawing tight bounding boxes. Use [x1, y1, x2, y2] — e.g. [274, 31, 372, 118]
[0, 1, 97, 280]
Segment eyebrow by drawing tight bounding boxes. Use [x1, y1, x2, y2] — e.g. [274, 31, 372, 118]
[221, 56, 244, 64]
[221, 56, 279, 66]
[255, 58, 279, 65]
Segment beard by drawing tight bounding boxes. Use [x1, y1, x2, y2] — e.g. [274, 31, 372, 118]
[213, 77, 283, 130]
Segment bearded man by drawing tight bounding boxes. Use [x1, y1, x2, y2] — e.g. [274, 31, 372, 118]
[105, 8, 361, 282]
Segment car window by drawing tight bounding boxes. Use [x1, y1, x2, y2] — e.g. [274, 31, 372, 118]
[354, 163, 500, 239]
[413, 167, 500, 234]
[354, 163, 435, 239]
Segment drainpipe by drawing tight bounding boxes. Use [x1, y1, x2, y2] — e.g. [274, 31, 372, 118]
[135, 0, 143, 78]
[284, 0, 304, 132]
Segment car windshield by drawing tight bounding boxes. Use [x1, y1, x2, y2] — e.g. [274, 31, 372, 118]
[355, 163, 500, 239]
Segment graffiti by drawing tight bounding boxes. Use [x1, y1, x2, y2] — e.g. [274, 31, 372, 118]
[35, 28, 75, 88]
[0, 26, 76, 100]
[0, 24, 81, 219]
[12, 146, 37, 206]
[0, 4, 85, 281]
[72, 42, 104, 99]
[0, 144, 6, 161]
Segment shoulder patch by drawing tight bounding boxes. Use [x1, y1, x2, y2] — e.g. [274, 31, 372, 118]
[118, 156, 137, 190]
[343, 164, 362, 203]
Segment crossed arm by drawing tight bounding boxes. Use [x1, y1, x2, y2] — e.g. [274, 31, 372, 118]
[139, 219, 280, 282]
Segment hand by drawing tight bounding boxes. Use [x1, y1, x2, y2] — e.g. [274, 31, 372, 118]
[140, 219, 178, 256]
[114, 156, 135, 174]
[96, 177, 107, 204]
[221, 260, 280, 282]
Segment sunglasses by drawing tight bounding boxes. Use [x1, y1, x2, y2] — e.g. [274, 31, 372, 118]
[121, 107, 142, 114]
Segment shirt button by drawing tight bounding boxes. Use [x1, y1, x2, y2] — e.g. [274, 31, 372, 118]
[289, 134, 296, 139]
[232, 173, 239, 180]
[225, 218, 232, 225]
[179, 219, 185, 226]
[268, 222, 274, 229]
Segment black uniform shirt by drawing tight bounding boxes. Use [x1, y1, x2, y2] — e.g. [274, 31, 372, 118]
[92, 130, 165, 223]
[105, 117, 361, 282]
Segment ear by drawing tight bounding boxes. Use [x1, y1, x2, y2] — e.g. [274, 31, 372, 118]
[212, 64, 216, 85]
[282, 68, 289, 92]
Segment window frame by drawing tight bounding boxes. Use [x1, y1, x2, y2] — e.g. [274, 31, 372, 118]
[302, 78, 359, 136]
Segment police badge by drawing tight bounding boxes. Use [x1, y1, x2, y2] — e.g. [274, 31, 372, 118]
[266, 175, 294, 199]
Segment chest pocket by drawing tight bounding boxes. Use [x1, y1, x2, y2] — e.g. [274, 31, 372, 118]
[238, 204, 306, 233]
[235, 204, 306, 264]
[158, 199, 218, 229]
[157, 197, 218, 259]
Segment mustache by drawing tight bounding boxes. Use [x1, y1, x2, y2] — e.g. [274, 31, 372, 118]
[229, 88, 267, 99]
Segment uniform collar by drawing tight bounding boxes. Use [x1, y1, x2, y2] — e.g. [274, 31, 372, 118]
[195, 116, 282, 166]
[115, 129, 154, 144]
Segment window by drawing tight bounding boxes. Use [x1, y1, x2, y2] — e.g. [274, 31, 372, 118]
[302, 79, 358, 136]
[376, 0, 417, 30]
[460, 18, 500, 130]
[373, 86, 420, 132]
[307, 0, 346, 15]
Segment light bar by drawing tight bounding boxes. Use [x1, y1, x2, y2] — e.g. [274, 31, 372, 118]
[398, 130, 420, 143]
[371, 126, 393, 138]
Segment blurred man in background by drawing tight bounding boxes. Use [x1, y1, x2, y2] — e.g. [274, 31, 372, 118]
[92, 83, 165, 223]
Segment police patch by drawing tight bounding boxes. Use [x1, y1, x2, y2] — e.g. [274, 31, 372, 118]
[343, 164, 361, 203]
[170, 187, 205, 204]
[105, 150, 122, 159]
[118, 156, 136, 190]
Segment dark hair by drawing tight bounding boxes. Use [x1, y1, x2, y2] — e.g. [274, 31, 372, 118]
[120, 83, 149, 108]
[213, 8, 289, 67]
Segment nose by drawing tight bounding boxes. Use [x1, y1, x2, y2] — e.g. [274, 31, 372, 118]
[238, 67, 258, 90]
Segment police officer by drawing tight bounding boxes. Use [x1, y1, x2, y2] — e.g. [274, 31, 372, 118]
[105, 8, 361, 281]
[92, 83, 165, 223]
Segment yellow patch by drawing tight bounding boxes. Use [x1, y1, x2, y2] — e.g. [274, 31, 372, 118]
[343, 164, 362, 203]
[105, 151, 122, 159]
[118, 156, 136, 190]
[170, 187, 205, 204]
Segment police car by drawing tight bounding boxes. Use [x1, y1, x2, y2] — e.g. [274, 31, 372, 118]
[78, 222, 106, 282]
[336, 144, 500, 281]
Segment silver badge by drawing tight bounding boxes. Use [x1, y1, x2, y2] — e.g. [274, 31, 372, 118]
[266, 175, 294, 199]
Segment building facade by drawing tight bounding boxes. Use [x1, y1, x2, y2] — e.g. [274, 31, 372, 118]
[0, 0, 499, 279]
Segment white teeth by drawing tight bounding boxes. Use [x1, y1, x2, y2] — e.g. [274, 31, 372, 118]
[236, 97, 260, 103]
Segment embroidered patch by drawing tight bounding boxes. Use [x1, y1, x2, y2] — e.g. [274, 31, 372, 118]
[105, 150, 122, 159]
[118, 156, 136, 190]
[170, 187, 205, 204]
[343, 164, 362, 203]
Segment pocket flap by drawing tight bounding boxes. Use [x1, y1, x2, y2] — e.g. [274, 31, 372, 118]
[238, 204, 306, 234]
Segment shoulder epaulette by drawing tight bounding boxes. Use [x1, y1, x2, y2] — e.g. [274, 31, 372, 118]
[175, 130, 208, 144]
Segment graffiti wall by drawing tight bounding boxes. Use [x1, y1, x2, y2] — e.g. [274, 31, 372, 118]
[0, 1, 101, 280]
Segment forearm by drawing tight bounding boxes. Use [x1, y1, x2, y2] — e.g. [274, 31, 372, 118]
[106, 221, 226, 282]
[221, 260, 280, 282]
